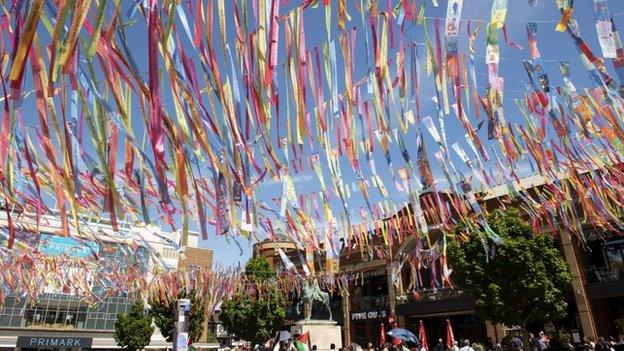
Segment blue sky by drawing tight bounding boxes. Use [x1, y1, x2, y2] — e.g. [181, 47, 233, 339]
[18, 0, 624, 268]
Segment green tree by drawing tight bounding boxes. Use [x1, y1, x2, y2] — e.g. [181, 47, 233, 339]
[244, 256, 277, 282]
[205, 331, 219, 343]
[114, 301, 154, 350]
[447, 209, 572, 347]
[220, 258, 286, 346]
[149, 290, 206, 343]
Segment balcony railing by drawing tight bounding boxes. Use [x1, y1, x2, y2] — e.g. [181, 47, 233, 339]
[350, 294, 388, 312]
[585, 265, 624, 283]
[396, 287, 465, 304]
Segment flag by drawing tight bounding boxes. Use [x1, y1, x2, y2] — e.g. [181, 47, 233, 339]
[419, 320, 429, 351]
[417, 132, 435, 191]
[446, 319, 455, 349]
[278, 248, 296, 271]
[380, 323, 386, 346]
[294, 332, 311, 351]
[391, 318, 400, 346]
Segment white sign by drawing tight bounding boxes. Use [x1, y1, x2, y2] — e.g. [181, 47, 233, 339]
[351, 310, 387, 321]
[176, 333, 189, 351]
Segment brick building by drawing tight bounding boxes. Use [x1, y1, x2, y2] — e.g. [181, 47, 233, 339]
[255, 174, 624, 347]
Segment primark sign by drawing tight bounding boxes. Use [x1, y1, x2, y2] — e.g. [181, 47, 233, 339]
[17, 336, 93, 348]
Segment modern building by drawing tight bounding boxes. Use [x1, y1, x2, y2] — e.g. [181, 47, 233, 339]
[0, 210, 214, 349]
[579, 229, 624, 339]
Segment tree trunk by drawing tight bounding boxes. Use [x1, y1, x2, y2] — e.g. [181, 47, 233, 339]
[521, 324, 531, 351]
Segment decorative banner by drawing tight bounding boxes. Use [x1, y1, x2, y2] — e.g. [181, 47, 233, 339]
[526, 22, 541, 59]
[594, 0, 617, 58]
[216, 172, 230, 236]
[4, 0, 624, 303]
[445, 0, 463, 40]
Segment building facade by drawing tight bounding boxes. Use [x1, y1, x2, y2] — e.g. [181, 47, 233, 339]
[255, 178, 624, 348]
[0, 211, 213, 350]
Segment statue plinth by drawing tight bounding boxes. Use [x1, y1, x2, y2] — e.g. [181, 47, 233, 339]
[290, 319, 342, 351]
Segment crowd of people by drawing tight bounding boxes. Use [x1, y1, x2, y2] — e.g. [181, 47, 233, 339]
[582, 336, 623, 351]
[493, 332, 624, 351]
[251, 330, 624, 351]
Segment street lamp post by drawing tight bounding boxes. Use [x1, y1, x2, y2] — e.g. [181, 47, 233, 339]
[173, 299, 191, 351]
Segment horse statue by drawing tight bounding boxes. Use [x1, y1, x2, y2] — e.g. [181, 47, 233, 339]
[296, 278, 332, 320]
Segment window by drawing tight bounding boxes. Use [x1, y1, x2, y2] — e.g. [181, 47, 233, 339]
[162, 248, 178, 259]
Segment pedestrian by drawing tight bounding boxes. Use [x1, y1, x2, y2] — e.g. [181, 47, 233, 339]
[583, 336, 596, 351]
[530, 333, 539, 351]
[436, 339, 446, 351]
[512, 335, 523, 351]
[501, 336, 513, 351]
[539, 332, 550, 350]
[595, 337, 610, 351]
[565, 341, 575, 351]
[459, 340, 475, 351]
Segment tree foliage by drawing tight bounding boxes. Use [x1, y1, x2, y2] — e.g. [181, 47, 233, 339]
[219, 258, 286, 346]
[114, 301, 154, 350]
[149, 290, 206, 342]
[244, 257, 277, 282]
[447, 209, 572, 328]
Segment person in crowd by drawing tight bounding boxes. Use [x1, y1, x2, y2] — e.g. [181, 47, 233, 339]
[331, 344, 336, 351]
[565, 340, 575, 351]
[501, 336, 513, 351]
[512, 335, 523, 351]
[312, 346, 317, 351]
[538, 335, 548, 351]
[493, 343, 502, 351]
[530, 333, 539, 351]
[596, 337, 611, 351]
[452, 341, 460, 351]
[435, 339, 446, 351]
[539, 332, 550, 350]
[584, 336, 596, 351]
[459, 340, 475, 351]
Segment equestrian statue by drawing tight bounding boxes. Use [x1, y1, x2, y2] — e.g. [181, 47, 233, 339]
[296, 278, 332, 321]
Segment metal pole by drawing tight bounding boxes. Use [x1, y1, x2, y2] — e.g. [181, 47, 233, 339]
[173, 299, 191, 351]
